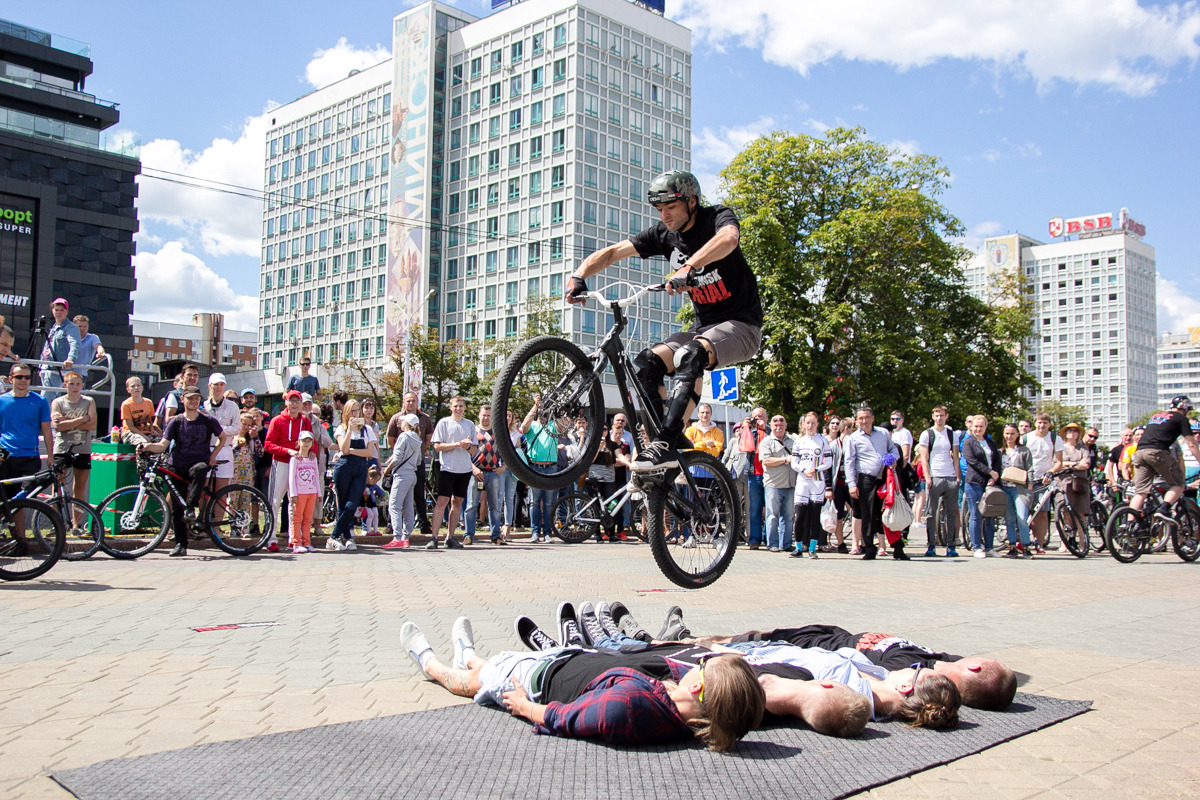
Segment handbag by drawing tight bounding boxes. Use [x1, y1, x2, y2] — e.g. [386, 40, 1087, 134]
[1068, 473, 1089, 493]
[881, 470, 914, 531]
[977, 486, 1008, 518]
[1000, 466, 1027, 484]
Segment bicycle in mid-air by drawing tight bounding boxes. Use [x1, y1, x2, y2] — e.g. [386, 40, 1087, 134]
[96, 454, 275, 558]
[491, 281, 741, 588]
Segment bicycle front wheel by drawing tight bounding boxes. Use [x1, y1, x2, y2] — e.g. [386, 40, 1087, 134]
[1088, 500, 1109, 553]
[1171, 500, 1200, 563]
[1105, 506, 1145, 563]
[97, 485, 170, 559]
[0, 498, 66, 581]
[61, 497, 104, 561]
[550, 490, 600, 543]
[645, 451, 739, 588]
[206, 483, 274, 556]
[491, 335, 604, 491]
[1054, 503, 1089, 558]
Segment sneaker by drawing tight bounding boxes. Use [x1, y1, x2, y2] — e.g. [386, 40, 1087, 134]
[399, 538, 410, 549]
[836, 543, 849, 554]
[382, 539, 406, 550]
[748, 542, 760, 550]
[183, 508, 197, 523]
[789, 549, 804, 558]
[946, 548, 959, 558]
[344, 539, 358, 551]
[615, 530, 629, 541]
[1005, 547, 1020, 559]
[925, 549, 937, 557]
[862, 546, 877, 561]
[528, 534, 540, 544]
[1152, 506, 1178, 525]
[680, 537, 696, 549]
[656, 606, 688, 641]
[292, 545, 306, 554]
[768, 546, 780, 553]
[267, 541, 280, 553]
[893, 549, 911, 561]
[610, 601, 651, 642]
[305, 545, 318, 553]
[807, 550, 819, 559]
[463, 535, 474, 546]
[400, 622, 434, 676]
[596, 602, 620, 638]
[630, 439, 679, 472]
[326, 537, 343, 551]
[168, 544, 187, 557]
[557, 601, 585, 647]
[1035, 545, 1046, 555]
[577, 602, 605, 646]
[425, 538, 439, 550]
[973, 549, 987, 559]
[444, 536, 464, 549]
[451, 617, 476, 670]
[515, 616, 559, 651]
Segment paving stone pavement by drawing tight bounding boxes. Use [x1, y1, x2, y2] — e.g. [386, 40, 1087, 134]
[2, 535, 1199, 799]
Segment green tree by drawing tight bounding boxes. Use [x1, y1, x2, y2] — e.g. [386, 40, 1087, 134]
[1017, 399, 1091, 431]
[405, 324, 483, 422]
[719, 127, 1035, 422]
[481, 294, 566, 416]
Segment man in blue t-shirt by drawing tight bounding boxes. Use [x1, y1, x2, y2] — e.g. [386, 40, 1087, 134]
[285, 357, 320, 399]
[0, 363, 54, 497]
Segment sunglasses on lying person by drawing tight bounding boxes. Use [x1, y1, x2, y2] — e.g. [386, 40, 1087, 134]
[697, 651, 735, 704]
[901, 663, 925, 697]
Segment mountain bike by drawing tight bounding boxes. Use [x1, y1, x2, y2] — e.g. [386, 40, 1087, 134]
[96, 454, 274, 558]
[0, 451, 67, 581]
[0, 447, 103, 561]
[491, 282, 741, 588]
[551, 477, 650, 543]
[1104, 492, 1200, 563]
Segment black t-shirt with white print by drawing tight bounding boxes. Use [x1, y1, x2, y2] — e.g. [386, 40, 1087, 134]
[629, 205, 763, 328]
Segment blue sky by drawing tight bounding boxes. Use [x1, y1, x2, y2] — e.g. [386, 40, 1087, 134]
[21, 0, 1200, 335]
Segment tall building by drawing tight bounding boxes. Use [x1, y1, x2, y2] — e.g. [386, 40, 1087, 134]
[260, 0, 692, 401]
[0, 18, 138, 383]
[1157, 329, 1200, 409]
[965, 209, 1157, 440]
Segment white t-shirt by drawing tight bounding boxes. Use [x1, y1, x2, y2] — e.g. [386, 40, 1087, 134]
[334, 424, 379, 459]
[433, 416, 476, 474]
[1024, 431, 1064, 480]
[891, 427, 914, 456]
[202, 397, 242, 455]
[919, 427, 958, 478]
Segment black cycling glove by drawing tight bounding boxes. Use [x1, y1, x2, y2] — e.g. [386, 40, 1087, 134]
[567, 276, 588, 299]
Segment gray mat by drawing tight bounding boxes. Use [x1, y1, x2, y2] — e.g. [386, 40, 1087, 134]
[53, 692, 1089, 800]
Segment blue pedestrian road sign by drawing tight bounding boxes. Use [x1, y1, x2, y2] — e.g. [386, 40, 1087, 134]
[711, 366, 739, 402]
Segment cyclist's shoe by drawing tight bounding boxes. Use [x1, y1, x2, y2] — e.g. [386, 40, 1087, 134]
[266, 541, 280, 553]
[630, 439, 679, 473]
[515, 615, 559, 651]
[1153, 503, 1179, 526]
[183, 507, 197, 523]
[168, 544, 187, 557]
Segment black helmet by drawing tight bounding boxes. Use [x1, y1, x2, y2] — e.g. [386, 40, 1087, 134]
[647, 170, 701, 206]
[1170, 394, 1193, 412]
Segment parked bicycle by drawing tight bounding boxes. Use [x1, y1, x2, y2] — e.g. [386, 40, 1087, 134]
[0, 449, 67, 581]
[0, 446, 103, 561]
[96, 453, 274, 558]
[552, 478, 650, 544]
[955, 476, 1091, 557]
[491, 281, 740, 588]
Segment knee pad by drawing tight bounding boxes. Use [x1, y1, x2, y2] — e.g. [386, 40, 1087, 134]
[672, 340, 710, 384]
[634, 348, 668, 397]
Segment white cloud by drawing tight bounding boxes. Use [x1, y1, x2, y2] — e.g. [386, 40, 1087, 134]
[132, 242, 258, 332]
[954, 220, 1006, 253]
[136, 111, 270, 259]
[304, 37, 391, 89]
[693, 115, 777, 168]
[888, 139, 922, 157]
[983, 148, 1002, 162]
[673, 0, 1200, 95]
[1158, 275, 1200, 334]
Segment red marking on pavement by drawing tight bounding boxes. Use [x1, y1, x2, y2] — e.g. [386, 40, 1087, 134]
[191, 621, 280, 632]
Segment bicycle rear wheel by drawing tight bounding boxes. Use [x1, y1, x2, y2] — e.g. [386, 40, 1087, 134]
[550, 490, 600, 543]
[0, 498, 66, 581]
[491, 335, 604, 491]
[61, 497, 104, 561]
[1054, 503, 1089, 558]
[97, 485, 170, 559]
[1105, 506, 1145, 563]
[1171, 500, 1200, 562]
[206, 483, 274, 556]
[645, 451, 739, 588]
[1087, 500, 1109, 553]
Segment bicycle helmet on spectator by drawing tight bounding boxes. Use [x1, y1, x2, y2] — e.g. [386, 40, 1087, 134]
[647, 170, 701, 207]
[1170, 395, 1193, 413]
[1191, 419, 1200, 435]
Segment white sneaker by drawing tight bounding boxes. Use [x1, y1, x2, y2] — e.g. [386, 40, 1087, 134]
[291, 545, 306, 554]
[325, 538, 345, 551]
[451, 617, 476, 670]
[344, 539, 358, 551]
[973, 549, 987, 559]
[305, 545, 318, 553]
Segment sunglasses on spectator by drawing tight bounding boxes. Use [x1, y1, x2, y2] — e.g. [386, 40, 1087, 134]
[11, 374, 31, 380]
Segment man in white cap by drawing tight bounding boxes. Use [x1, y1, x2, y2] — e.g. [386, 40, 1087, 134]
[202, 373, 242, 505]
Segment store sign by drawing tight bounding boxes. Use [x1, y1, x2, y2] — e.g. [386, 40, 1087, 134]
[0, 205, 33, 235]
[1048, 213, 1113, 238]
[1119, 208, 1146, 237]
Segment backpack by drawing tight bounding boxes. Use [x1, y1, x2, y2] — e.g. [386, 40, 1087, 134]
[977, 486, 1009, 518]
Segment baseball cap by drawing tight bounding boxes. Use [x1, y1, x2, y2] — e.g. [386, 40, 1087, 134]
[240, 388, 256, 397]
[301, 392, 314, 403]
[284, 390, 303, 400]
[402, 414, 420, 427]
[181, 386, 202, 398]
[208, 372, 227, 385]
[51, 297, 69, 310]
[298, 430, 315, 441]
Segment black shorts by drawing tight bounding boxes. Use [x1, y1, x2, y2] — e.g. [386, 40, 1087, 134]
[56, 452, 92, 471]
[1, 456, 43, 499]
[438, 470, 472, 499]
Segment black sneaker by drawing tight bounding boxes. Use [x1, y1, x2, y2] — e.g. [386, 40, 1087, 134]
[168, 544, 187, 557]
[789, 548, 805, 558]
[656, 605, 689, 641]
[425, 538, 439, 550]
[837, 543, 849, 554]
[557, 601, 585, 647]
[610, 601, 651, 642]
[515, 616, 559, 652]
[444, 536, 464, 549]
[630, 439, 679, 473]
[596, 602, 620, 638]
[577, 602, 605, 646]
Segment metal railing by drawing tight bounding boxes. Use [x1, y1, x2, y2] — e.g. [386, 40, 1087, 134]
[12, 354, 118, 431]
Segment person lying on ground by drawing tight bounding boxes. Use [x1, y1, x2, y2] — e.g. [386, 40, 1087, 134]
[400, 614, 764, 751]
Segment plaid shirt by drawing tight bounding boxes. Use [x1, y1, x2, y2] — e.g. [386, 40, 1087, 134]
[536, 668, 692, 745]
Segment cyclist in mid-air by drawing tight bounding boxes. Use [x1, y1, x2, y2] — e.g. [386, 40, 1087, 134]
[1128, 395, 1200, 523]
[565, 170, 762, 475]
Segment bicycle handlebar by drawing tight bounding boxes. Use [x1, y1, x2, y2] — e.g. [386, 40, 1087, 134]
[574, 282, 668, 309]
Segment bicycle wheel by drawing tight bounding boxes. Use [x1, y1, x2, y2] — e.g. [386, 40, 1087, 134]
[1053, 503, 1088, 558]
[0, 498, 66, 581]
[1088, 500, 1109, 553]
[958, 495, 971, 550]
[97, 485, 170, 559]
[1171, 500, 1200, 562]
[633, 499, 650, 542]
[645, 451, 739, 588]
[322, 486, 338, 525]
[550, 490, 600, 543]
[1105, 506, 1145, 563]
[491, 335, 604, 491]
[206, 483, 274, 556]
[929, 503, 947, 549]
[61, 497, 104, 561]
